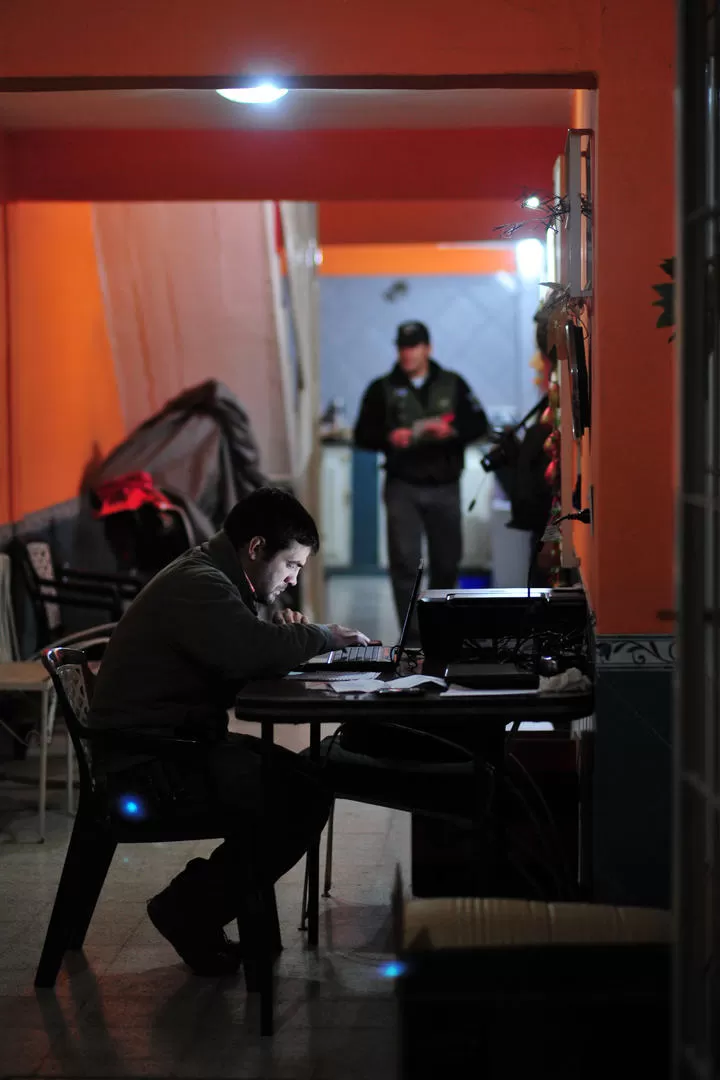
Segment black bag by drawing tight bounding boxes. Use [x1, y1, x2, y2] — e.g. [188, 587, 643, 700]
[506, 421, 554, 534]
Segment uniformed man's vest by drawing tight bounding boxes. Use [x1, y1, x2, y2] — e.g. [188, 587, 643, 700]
[381, 370, 458, 429]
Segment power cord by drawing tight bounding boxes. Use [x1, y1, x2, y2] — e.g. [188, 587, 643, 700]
[506, 750, 576, 898]
[527, 507, 592, 597]
[502, 773, 571, 898]
[555, 509, 592, 525]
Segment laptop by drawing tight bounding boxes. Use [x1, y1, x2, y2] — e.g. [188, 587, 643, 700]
[300, 561, 424, 672]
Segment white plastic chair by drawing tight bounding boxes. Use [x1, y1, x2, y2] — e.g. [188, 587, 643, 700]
[0, 552, 115, 840]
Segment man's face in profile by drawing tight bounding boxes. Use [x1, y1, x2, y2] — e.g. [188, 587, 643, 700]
[248, 540, 312, 605]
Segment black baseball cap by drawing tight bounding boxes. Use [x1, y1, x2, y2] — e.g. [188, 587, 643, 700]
[395, 321, 430, 348]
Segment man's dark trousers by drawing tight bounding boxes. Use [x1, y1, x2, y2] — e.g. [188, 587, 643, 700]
[108, 735, 331, 928]
[384, 476, 462, 632]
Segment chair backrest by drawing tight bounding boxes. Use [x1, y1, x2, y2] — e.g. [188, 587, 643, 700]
[0, 552, 20, 664]
[42, 646, 96, 795]
[25, 540, 63, 636]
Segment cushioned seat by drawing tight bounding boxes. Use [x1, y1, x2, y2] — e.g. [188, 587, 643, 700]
[397, 897, 671, 1080]
[402, 897, 671, 950]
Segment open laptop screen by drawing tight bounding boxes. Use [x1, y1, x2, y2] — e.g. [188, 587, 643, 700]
[395, 560, 424, 656]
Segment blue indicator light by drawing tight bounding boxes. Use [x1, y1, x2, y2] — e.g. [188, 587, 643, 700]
[118, 795, 144, 819]
[379, 961, 406, 979]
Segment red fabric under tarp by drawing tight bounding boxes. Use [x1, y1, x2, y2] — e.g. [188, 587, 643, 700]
[93, 470, 173, 518]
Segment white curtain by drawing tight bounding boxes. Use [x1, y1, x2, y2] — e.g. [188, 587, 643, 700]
[92, 201, 290, 478]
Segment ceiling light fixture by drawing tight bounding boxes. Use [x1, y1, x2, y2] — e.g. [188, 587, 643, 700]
[522, 195, 541, 210]
[216, 84, 289, 105]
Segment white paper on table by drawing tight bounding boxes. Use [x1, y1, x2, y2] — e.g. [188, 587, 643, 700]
[443, 685, 539, 697]
[505, 721, 554, 731]
[329, 677, 386, 694]
[287, 670, 382, 682]
[386, 675, 447, 690]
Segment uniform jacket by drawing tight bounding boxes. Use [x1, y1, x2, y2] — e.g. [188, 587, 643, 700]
[354, 360, 489, 486]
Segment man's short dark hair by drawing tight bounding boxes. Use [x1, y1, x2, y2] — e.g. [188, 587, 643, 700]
[223, 487, 320, 557]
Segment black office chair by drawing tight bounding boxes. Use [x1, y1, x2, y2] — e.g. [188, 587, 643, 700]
[36, 647, 281, 1035]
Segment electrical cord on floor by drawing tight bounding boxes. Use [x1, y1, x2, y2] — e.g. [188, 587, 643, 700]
[483, 806, 564, 901]
[501, 773, 571, 899]
[506, 750, 577, 899]
[504, 851, 549, 900]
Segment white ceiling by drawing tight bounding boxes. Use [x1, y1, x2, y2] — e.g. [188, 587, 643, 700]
[0, 88, 572, 131]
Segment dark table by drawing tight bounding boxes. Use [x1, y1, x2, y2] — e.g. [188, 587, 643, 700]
[235, 671, 594, 945]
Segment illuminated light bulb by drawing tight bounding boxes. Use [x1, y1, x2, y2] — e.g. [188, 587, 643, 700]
[216, 85, 289, 105]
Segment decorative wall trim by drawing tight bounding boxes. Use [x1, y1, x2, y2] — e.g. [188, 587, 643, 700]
[596, 634, 675, 669]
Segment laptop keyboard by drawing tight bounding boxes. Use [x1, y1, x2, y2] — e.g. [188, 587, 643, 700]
[334, 645, 385, 663]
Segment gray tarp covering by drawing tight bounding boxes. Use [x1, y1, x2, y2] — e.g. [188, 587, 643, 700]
[91, 379, 268, 545]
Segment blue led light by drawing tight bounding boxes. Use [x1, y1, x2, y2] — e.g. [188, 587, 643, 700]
[379, 961, 406, 979]
[118, 795, 144, 819]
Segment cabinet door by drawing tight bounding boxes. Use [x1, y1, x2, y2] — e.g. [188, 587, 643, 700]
[460, 447, 493, 569]
[321, 447, 352, 568]
[377, 457, 389, 569]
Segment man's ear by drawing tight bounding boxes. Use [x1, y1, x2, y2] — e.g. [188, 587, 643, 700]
[247, 536, 265, 561]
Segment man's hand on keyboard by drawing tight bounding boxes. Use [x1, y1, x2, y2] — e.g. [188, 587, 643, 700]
[327, 625, 371, 650]
[272, 608, 309, 626]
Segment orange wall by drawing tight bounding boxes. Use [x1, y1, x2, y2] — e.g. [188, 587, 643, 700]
[6, 204, 125, 520]
[318, 201, 543, 245]
[320, 244, 516, 276]
[571, 3, 675, 634]
[0, 134, 9, 524]
[0, 1, 597, 80]
[5, 128, 566, 203]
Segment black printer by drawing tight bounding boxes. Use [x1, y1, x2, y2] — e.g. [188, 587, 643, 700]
[417, 586, 590, 664]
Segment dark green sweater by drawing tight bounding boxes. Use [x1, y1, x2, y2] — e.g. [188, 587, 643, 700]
[89, 530, 332, 746]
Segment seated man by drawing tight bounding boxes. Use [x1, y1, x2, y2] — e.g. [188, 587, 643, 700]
[89, 486, 369, 976]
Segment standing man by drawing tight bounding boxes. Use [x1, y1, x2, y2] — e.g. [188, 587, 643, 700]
[354, 321, 489, 629]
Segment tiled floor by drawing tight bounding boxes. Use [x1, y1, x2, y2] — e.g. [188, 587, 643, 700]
[0, 575, 408, 1080]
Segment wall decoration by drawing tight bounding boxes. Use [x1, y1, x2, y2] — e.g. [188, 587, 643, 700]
[382, 281, 409, 303]
[565, 320, 591, 438]
[652, 258, 675, 341]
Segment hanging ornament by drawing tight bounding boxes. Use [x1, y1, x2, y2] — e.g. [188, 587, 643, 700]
[544, 430, 561, 458]
[544, 459, 559, 487]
